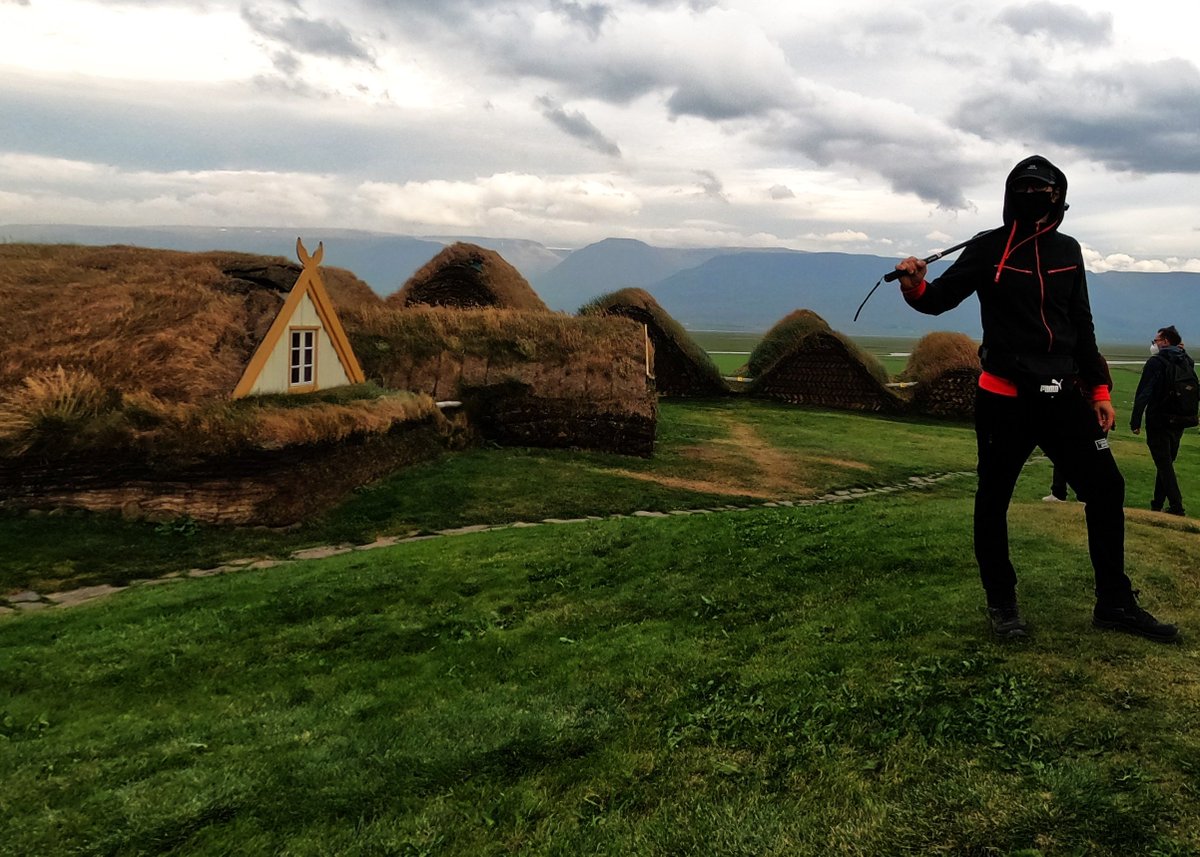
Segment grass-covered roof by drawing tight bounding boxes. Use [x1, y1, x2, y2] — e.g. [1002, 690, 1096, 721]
[746, 309, 900, 412]
[0, 243, 381, 404]
[747, 309, 888, 385]
[388, 242, 548, 312]
[901, 331, 981, 384]
[579, 288, 726, 396]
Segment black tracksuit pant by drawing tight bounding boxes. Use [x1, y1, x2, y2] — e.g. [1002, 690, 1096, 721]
[974, 386, 1134, 608]
[1146, 425, 1185, 512]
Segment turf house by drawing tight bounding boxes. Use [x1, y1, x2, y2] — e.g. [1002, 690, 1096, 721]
[388, 242, 550, 311]
[901, 331, 982, 420]
[346, 305, 658, 457]
[746, 309, 902, 413]
[579, 287, 728, 397]
[0, 242, 452, 525]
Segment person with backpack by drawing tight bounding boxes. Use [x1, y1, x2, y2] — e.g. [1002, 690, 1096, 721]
[1131, 325, 1198, 516]
[893, 155, 1178, 643]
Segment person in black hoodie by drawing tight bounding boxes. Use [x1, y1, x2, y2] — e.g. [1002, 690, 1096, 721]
[893, 155, 1178, 643]
[1131, 325, 1194, 516]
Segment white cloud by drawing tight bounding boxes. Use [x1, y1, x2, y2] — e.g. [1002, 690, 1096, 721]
[1, 0, 1199, 271]
[354, 173, 642, 235]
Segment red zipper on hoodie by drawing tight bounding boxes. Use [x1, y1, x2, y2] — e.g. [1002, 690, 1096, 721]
[993, 218, 1061, 351]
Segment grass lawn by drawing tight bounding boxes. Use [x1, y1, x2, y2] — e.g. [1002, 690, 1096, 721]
[1, 399, 984, 595]
[3, 398, 1199, 855]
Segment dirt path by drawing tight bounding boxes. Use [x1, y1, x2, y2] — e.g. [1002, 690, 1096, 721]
[603, 413, 868, 499]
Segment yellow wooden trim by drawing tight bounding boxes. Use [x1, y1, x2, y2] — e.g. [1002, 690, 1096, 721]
[301, 255, 365, 385]
[232, 239, 365, 398]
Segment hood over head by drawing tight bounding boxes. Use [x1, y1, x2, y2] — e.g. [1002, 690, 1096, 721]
[1003, 155, 1068, 228]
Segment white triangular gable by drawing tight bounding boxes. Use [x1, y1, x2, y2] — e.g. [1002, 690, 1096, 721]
[232, 239, 366, 398]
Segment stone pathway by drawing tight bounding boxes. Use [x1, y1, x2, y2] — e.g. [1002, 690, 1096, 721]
[0, 471, 973, 617]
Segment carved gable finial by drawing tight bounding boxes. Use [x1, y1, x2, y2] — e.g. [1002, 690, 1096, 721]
[296, 238, 324, 269]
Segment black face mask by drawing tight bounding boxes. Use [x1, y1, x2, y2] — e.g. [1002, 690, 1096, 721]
[1010, 190, 1054, 224]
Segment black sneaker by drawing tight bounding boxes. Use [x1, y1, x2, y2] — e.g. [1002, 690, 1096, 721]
[987, 603, 1029, 640]
[1093, 594, 1179, 643]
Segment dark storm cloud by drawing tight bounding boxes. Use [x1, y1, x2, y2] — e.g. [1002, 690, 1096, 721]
[535, 96, 621, 156]
[996, 2, 1112, 45]
[760, 111, 978, 210]
[666, 79, 791, 121]
[955, 58, 1200, 173]
[242, 6, 374, 63]
[549, 0, 610, 37]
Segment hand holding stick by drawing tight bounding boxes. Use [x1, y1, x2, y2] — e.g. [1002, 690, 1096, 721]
[854, 228, 1000, 322]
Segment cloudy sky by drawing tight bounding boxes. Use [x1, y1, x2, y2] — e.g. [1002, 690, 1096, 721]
[3, 0, 1200, 271]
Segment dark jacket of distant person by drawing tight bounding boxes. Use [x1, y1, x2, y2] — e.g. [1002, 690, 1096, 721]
[1131, 343, 1196, 431]
[899, 156, 1108, 396]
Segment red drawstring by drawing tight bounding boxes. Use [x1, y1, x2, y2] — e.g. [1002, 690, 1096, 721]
[993, 218, 1060, 283]
[994, 222, 1019, 283]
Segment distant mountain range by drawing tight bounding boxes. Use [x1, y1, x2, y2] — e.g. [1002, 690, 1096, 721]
[5, 223, 1197, 344]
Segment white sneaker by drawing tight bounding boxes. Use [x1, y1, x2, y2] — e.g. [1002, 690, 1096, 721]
[1043, 494, 1065, 502]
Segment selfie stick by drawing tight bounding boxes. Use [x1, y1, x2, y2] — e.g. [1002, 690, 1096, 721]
[853, 228, 1000, 322]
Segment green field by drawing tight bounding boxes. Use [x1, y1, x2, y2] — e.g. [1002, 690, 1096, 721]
[3, 398, 1200, 855]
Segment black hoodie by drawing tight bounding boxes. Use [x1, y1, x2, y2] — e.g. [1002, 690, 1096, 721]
[903, 155, 1108, 392]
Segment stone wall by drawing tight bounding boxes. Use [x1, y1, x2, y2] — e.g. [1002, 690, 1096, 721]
[0, 420, 450, 526]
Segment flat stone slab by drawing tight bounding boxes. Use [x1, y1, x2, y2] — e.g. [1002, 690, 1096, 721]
[14, 601, 48, 611]
[354, 537, 401, 551]
[47, 585, 126, 607]
[632, 510, 669, 518]
[186, 567, 226, 578]
[247, 560, 286, 570]
[0, 606, 15, 616]
[435, 525, 494, 536]
[9, 590, 44, 604]
[291, 546, 353, 560]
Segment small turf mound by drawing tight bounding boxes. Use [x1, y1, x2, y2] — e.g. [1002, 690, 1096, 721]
[746, 309, 901, 412]
[388, 242, 548, 311]
[903, 331, 980, 420]
[579, 288, 726, 397]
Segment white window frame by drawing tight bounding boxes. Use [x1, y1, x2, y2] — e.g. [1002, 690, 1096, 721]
[289, 327, 318, 390]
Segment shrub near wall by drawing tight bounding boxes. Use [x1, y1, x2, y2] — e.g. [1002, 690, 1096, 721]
[347, 307, 657, 456]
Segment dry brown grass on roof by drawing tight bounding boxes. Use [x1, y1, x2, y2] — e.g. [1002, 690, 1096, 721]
[347, 304, 632, 367]
[902, 331, 980, 384]
[903, 331, 981, 420]
[0, 371, 440, 459]
[0, 243, 378, 404]
[388, 242, 548, 311]
[580, 288, 726, 395]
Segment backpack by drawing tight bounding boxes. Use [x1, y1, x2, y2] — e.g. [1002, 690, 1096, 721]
[1158, 355, 1200, 428]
